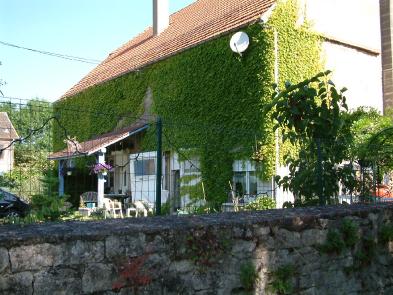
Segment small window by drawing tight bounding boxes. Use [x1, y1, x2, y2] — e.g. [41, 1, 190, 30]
[183, 159, 199, 174]
[134, 159, 155, 176]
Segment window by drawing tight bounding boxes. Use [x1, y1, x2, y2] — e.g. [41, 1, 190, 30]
[134, 159, 155, 176]
[183, 158, 199, 174]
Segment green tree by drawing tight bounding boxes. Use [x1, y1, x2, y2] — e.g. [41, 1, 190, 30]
[0, 99, 54, 200]
[266, 71, 352, 205]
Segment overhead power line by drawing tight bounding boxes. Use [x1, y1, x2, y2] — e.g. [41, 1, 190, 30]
[0, 40, 101, 65]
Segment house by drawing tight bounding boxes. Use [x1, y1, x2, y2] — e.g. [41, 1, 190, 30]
[51, 0, 384, 211]
[0, 112, 19, 174]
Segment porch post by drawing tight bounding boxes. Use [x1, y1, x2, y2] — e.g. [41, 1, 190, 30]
[97, 148, 106, 208]
[58, 160, 65, 196]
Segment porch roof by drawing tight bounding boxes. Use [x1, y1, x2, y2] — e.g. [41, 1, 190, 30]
[48, 119, 149, 161]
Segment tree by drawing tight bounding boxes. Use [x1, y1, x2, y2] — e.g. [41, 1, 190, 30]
[0, 99, 54, 200]
[266, 71, 353, 205]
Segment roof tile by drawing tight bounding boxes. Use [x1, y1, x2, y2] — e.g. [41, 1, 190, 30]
[61, 0, 275, 99]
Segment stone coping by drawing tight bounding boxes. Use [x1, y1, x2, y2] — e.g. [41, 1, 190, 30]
[0, 203, 392, 247]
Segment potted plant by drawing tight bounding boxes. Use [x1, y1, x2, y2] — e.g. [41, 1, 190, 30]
[91, 163, 113, 175]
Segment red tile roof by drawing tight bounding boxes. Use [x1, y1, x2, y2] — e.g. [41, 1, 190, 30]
[61, 0, 275, 99]
[48, 119, 149, 160]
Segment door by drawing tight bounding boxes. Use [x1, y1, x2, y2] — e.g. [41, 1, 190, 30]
[129, 152, 156, 204]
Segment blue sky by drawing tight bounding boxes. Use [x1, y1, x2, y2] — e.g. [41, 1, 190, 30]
[0, 0, 195, 101]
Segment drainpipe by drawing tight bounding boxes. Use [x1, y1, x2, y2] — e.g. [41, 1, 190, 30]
[58, 160, 65, 196]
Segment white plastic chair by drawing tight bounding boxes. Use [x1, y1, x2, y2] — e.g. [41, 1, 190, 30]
[104, 198, 123, 218]
[133, 200, 148, 217]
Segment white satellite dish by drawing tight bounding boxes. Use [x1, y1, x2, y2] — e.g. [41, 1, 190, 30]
[230, 32, 250, 55]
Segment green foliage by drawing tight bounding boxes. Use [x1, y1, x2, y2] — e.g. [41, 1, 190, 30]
[319, 220, 359, 254]
[269, 264, 295, 295]
[319, 229, 346, 254]
[269, 71, 354, 205]
[379, 224, 393, 244]
[185, 230, 231, 269]
[0, 99, 54, 201]
[244, 196, 276, 210]
[354, 236, 376, 267]
[340, 219, 359, 248]
[31, 194, 65, 221]
[240, 261, 258, 291]
[54, 0, 321, 207]
[161, 200, 171, 216]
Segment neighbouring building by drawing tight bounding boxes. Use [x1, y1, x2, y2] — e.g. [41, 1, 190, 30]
[50, 0, 385, 210]
[0, 112, 19, 174]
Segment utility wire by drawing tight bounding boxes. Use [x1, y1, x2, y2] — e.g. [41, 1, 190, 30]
[0, 40, 101, 65]
[0, 116, 86, 156]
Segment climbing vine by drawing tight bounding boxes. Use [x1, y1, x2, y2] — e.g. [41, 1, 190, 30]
[53, 0, 322, 207]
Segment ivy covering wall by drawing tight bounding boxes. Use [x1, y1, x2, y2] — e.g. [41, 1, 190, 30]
[54, 0, 322, 207]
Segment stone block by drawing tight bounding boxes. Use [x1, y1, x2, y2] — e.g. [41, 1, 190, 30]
[0, 271, 33, 295]
[67, 240, 105, 264]
[273, 228, 302, 248]
[82, 263, 116, 293]
[301, 229, 327, 246]
[0, 247, 9, 273]
[254, 226, 271, 237]
[33, 268, 82, 295]
[105, 233, 146, 260]
[231, 240, 256, 256]
[10, 243, 63, 272]
[169, 260, 194, 274]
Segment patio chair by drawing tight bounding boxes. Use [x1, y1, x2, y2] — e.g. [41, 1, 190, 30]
[103, 198, 123, 218]
[133, 200, 148, 217]
[78, 191, 98, 217]
[124, 197, 137, 218]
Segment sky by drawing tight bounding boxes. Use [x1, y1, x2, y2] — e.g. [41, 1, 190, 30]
[0, 0, 195, 102]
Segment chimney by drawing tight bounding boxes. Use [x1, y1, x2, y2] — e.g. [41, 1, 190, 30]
[153, 0, 169, 35]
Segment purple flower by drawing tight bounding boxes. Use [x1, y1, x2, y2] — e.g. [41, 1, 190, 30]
[91, 163, 113, 174]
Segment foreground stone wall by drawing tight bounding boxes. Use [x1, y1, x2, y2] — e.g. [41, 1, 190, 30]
[0, 204, 392, 295]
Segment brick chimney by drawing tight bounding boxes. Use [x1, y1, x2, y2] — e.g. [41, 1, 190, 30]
[380, 0, 393, 112]
[153, 0, 169, 35]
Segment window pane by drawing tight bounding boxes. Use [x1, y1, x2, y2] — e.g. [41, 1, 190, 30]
[184, 158, 199, 174]
[233, 172, 246, 196]
[134, 159, 155, 176]
[249, 171, 258, 195]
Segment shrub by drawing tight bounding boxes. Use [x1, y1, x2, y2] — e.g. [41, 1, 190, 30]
[379, 224, 393, 244]
[269, 264, 295, 295]
[340, 219, 359, 247]
[31, 194, 67, 221]
[319, 229, 345, 254]
[240, 261, 258, 291]
[245, 196, 276, 211]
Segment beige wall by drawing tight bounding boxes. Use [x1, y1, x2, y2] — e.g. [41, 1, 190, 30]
[298, 0, 383, 111]
[322, 41, 383, 111]
[0, 140, 14, 174]
[300, 0, 380, 50]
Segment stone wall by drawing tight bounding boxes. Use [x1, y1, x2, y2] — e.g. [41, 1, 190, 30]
[0, 204, 392, 295]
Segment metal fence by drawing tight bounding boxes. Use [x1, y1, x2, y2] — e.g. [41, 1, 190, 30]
[0, 96, 391, 216]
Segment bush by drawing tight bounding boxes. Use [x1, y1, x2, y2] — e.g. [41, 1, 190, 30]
[245, 196, 276, 211]
[31, 194, 67, 221]
[379, 224, 393, 244]
[240, 261, 258, 291]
